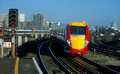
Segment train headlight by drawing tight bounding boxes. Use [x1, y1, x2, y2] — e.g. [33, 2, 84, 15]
[67, 39, 71, 46]
[84, 39, 89, 47]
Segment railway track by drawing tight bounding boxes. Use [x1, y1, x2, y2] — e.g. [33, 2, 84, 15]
[58, 56, 98, 74]
[49, 41, 81, 74]
[91, 35, 120, 51]
[37, 39, 70, 74]
[88, 42, 120, 72]
[75, 55, 120, 74]
[56, 54, 120, 74]
[94, 36, 120, 51]
[50, 40, 97, 73]
[89, 43, 120, 58]
[89, 36, 120, 58]
[38, 39, 99, 73]
[50, 40, 120, 74]
[36, 38, 120, 73]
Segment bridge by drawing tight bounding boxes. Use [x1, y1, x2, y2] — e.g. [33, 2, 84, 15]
[0, 28, 50, 58]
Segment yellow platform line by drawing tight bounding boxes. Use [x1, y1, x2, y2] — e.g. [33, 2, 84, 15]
[14, 57, 19, 74]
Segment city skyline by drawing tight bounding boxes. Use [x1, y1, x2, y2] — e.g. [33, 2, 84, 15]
[0, 0, 120, 28]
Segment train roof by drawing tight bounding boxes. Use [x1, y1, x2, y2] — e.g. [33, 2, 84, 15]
[68, 22, 87, 26]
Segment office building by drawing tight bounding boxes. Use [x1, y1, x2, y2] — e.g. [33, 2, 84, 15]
[0, 13, 8, 27]
[34, 14, 46, 30]
[111, 22, 117, 30]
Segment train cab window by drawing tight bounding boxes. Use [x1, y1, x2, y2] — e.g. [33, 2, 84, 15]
[70, 26, 77, 34]
[78, 26, 86, 35]
[70, 26, 86, 35]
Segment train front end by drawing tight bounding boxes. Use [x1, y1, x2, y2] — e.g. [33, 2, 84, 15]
[65, 22, 89, 54]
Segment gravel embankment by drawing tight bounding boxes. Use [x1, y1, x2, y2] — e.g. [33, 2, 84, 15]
[83, 50, 120, 72]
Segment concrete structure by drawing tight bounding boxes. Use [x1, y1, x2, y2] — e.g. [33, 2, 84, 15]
[0, 29, 50, 58]
[34, 14, 41, 29]
[0, 13, 8, 23]
[20, 21, 33, 29]
[0, 39, 4, 58]
[0, 58, 42, 74]
[34, 14, 46, 30]
[0, 13, 8, 28]
[18, 36, 22, 46]
[40, 14, 46, 29]
[111, 22, 117, 30]
[19, 14, 25, 22]
[35, 34, 38, 39]
[25, 37, 28, 42]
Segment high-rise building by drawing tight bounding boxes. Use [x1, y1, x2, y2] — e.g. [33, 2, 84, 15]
[0, 13, 8, 27]
[111, 22, 117, 30]
[34, 14, 41, 29]
[40, 14, 46, 29]
[0, 13, 8, 22]
[46, 21, 49, 29]
[34, 14, 46, 30]
[19, 14, 25, 22]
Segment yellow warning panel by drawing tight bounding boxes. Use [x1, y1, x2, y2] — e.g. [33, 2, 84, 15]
[8, 43, 11, 47]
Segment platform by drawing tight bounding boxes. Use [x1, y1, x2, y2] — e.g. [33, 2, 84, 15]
[0, 57, 42, 74]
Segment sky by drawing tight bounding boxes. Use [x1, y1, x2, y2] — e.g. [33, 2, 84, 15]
[0, 0, 120, 28]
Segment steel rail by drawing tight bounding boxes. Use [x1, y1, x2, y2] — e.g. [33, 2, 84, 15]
[66, 56, 99, 74]
[90, 36, 120, 56]
[49, 41, 98, 74]
[49, 41, 71, 74]
[89, 44, 120, 57]
[94, 38, 120, 50]
[79, 56, 120, 74]
[57, 56, 80, 74]
[38, 40, 51, 74]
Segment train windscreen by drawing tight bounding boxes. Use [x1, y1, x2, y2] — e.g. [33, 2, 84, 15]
[70, 26, 86, 35]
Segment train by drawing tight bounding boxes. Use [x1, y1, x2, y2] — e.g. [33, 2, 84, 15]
[0, 28, 9, 37]
[64, 22, 89, 54]
[17, 29, 50, 35]
[0, 28, 50, 37]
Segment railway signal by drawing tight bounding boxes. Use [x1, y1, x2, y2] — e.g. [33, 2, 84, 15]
[9, 9, 18, 28]
[9, 9, 18, 58]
